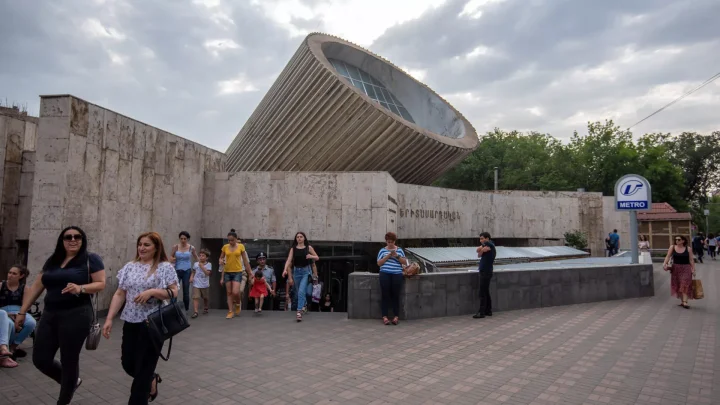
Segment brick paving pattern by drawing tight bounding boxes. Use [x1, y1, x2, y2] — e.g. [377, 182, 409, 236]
[2, 262, 719, 405]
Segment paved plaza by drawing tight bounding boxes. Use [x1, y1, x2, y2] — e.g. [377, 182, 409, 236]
[2, 262, 719, 405]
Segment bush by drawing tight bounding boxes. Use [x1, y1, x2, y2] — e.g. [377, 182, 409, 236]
[564, 230, 588, 250]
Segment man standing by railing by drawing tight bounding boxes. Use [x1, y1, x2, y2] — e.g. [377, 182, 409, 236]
[474, 232, 496, 319]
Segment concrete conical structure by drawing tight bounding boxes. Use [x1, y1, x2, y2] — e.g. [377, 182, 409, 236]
[225, 33, 478, 185]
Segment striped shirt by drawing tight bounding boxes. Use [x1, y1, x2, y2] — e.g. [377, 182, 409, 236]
[378, 247, 405, 274]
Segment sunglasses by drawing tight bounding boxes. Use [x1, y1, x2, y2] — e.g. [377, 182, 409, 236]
[675, 238, 682, 242]
[63, 234, 82, 241]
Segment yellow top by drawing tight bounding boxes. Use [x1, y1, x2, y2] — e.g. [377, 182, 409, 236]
[222, 243, 245, 273]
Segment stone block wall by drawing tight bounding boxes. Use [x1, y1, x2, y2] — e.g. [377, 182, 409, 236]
[348, 264, 654, 320]
[29, 95, 225, 309]
[0, 112, 37, 277]
[202, 171, 394, 242]
[603, 196, 631, 250]
[397, 186, 604, 254]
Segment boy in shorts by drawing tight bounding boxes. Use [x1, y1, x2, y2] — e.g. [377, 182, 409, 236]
[190, 248, 212, 318]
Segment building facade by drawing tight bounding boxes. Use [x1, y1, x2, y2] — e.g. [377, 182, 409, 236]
[1, 34, 613, 310]
[224, 33, 478, 185]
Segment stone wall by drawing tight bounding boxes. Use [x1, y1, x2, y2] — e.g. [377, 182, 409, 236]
[202, 171, 394, 242]
[397, 186, 604, 254]
[603, 196, 631, 250]
[0, 112, 37, 276]
[29, 95, 225, 309]
[348, 264, 655, 320]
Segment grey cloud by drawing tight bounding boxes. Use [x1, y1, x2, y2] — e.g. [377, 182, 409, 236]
[371, 0, 720, 138]
[0, 0, 717, 153]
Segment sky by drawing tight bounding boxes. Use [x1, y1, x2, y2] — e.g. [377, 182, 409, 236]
[1, 0, 718, 152]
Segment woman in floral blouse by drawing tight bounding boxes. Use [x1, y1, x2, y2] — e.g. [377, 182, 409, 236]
[103, 232, 178, 404]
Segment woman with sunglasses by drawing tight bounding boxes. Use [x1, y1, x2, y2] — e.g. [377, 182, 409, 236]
[15, 226, 106, 405]
[662, 235, 696, 309]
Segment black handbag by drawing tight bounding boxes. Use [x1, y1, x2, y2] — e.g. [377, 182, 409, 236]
[145, 287, 189, 361]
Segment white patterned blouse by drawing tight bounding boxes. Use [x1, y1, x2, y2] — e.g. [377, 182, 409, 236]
[117, 261, 178, 323]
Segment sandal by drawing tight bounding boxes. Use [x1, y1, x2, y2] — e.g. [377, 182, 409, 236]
[383, 316, 390, 325]
[203, 308, 209, 314]
[296, 312, 303, 322]
[392, 317, 399, 325]
[0, 357, 18, 368]
[191, 312, 199, 318]
[149, 373, 162, 402]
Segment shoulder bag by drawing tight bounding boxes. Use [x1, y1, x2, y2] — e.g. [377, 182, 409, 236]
[146, 287, 190, 361]
[85, 255, 102, 350]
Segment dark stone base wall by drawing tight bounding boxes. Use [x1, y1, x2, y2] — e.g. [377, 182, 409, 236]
[348, 265, 655, 320]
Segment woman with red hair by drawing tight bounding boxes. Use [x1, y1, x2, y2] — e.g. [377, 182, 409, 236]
[103, 232, 178, 404]
[377, 232, 407, 325]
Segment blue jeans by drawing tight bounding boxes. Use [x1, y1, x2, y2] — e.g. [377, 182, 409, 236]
[176, 269, 191, 311]
[0, 306, 36, 346]
[293, 266, 311, 312]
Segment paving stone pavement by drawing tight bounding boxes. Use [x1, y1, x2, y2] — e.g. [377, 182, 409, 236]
[2, 262, 719, 405]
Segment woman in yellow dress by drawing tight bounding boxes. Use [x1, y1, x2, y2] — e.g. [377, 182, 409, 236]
[219, 229, 252, 319]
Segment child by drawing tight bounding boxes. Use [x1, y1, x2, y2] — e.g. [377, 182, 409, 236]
[189, 249, 212, 318]
[249, 269, 274, 313]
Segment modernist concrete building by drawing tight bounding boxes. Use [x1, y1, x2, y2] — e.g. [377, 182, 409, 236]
[0, 34, 615, 312]
[225, 33, 479, 185]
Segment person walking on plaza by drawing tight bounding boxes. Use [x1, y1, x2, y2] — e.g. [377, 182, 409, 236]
[474, 232, 496, 319]
[692, 233, 705, 263]
[102, 231, 179, 404]
[219, 229, 252, 319]
[662, 235, 696, 309]
[0, 265, 36, 366]
[284, 232, 319, 322]
[706, 233, 717, 260]
[170, 231, 198, 312]
[609, 230, 620, 256]
[253, 252, 276, 310]
[190, 249, 212, 318]
[249, 269, 274, 313]
[377, 232, 406, 325]
[638, 235, 650, 252]
[15, 226, 106, 405]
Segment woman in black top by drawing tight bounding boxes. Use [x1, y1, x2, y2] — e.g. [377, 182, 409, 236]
[283, 232, 319, 322]
[15, 226, 106, 405]
[662, 235, 695, 308]
[320, 294, 333, 312]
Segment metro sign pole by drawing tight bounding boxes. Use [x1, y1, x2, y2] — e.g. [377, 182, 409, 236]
[614, 174, 652, 264]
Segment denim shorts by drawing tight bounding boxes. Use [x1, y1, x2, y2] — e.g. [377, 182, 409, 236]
[223, 272, 243, 283]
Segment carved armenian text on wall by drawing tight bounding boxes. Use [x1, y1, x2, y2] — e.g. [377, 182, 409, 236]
[399, 208, 460, 221]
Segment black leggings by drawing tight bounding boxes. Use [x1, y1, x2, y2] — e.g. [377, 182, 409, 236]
[122, 322, 162, 405]
[379, 272, 404, 318]
[32, 305, 92, 405]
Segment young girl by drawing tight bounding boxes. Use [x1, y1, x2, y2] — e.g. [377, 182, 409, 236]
[249, 270, 274, 313]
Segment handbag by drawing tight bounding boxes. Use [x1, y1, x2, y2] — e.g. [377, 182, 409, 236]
[85, 255, 102, 351]
[693, 276, 704, 300]
[146, 287, 190, 361]
[403, 262, 420, 277]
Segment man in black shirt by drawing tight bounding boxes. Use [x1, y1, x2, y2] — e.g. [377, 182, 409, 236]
[473, 232, 496, 319]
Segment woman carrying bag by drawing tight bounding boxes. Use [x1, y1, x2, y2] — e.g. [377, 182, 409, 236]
[103, 232, 179, 404]
[15, 226, 105, 405]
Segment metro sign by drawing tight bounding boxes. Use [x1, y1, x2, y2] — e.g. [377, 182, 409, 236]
[614, 174, 651, 211]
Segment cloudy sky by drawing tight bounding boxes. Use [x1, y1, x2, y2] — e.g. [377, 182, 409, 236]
[1, 0, 718, 151]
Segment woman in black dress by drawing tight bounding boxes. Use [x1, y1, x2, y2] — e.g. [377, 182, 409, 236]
[15, 226, 106, 405]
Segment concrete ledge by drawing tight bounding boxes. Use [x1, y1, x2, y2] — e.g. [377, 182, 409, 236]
[348, 264, 654, 320]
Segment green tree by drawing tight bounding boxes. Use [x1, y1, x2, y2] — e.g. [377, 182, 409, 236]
[434, 129, 571, 191]
[664, 131, 720, 203]
[565, 120, 642, 195]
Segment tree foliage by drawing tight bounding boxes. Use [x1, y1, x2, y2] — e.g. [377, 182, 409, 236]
[435, 121, 719, 224]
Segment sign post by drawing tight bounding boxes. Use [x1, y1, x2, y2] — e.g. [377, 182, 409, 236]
[614, 174, 652, 264]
